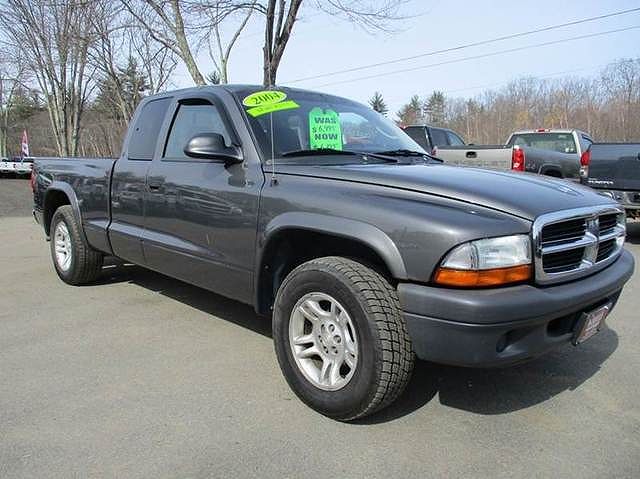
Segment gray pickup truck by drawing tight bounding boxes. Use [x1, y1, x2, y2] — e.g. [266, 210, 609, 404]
[32, 85, 634, 421]
[581, 142, 640, 219]
[406, 127, 593, 180]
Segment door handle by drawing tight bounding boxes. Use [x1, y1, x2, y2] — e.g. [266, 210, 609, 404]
[466, 151, 477, 158]
[147, 180, 163, 191]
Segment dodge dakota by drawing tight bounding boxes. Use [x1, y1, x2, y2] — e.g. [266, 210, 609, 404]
[32, 85, 634, 420]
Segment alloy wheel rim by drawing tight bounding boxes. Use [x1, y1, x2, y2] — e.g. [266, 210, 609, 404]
[54, 222, 72, 272]
[289, 292, 358, 391]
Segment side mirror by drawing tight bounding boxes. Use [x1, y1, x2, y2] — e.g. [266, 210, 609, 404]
[184, 133, 243, 165]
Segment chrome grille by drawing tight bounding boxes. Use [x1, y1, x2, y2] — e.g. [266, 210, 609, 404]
[532, 205, 625, 285]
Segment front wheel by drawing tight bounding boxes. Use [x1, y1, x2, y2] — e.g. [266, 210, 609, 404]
[273, 256, 414, 421]
[50, 205, 103, 285]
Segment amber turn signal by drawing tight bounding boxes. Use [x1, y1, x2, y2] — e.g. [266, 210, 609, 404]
[434, 264, 532, 287]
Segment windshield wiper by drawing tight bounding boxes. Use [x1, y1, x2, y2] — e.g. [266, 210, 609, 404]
[374, 149, 442, 164]
[281, 148, 358, 157]
[280, 148, 399, 162]
[374, 149, 428, 157]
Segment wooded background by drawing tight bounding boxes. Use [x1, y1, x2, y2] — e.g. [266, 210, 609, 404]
[0, 0, 638, 158]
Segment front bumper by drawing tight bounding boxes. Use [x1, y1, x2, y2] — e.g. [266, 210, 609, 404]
[398, 249, 634, 367]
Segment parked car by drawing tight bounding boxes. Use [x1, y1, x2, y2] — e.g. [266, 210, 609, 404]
[13, 156, 34, 176]
[580, 142, 640, 219]
[405, 127, 593, 180]
[401, 124, 465, 153]
[0, 156, 16, 176]
[32, 86, 634, 421]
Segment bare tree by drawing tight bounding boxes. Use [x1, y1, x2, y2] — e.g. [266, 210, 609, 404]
[0, 54, 29, 157]
[88, 2, 177, 124]
[259, 0, 407, 86]
[120, 0, 206, 85]
[0, 0, 98, 156]
[203, 1, 257, 83]
[600, 59, 640, 141]
[122, 1, 256, 86]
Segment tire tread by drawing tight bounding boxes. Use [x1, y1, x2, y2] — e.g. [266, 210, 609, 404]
[278, 256, 414, 420]
[51, 205, 103, 285]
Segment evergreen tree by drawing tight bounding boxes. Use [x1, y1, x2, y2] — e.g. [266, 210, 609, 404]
[94, 56, 149, 122]
[368, 91, 388, 115]
[396, 95, 423, 125]
[424, 91, 446, 125]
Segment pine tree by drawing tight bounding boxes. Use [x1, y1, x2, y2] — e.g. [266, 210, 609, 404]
[368, 91, 388, 115]
[424, 91, 446, 125]
[396, 95, 423, 126]
[94, 56, 149, 122]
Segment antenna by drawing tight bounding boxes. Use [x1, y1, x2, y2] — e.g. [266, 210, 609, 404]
[267, 44, 277, 185]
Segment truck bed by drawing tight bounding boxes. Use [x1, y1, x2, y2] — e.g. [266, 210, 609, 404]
[582, 143, 640, 217]
[584, 143, 640, 191]
[434, 144, 580, 178]
[33, 157, 117, 251]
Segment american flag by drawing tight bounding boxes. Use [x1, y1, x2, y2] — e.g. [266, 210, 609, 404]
[21, 129, 29, 158]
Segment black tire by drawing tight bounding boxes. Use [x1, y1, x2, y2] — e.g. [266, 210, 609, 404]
[273, 256, 414, 421]
[50, 205, 103, 285]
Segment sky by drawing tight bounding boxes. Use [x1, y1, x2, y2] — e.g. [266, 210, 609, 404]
[173, 0, 640, 116]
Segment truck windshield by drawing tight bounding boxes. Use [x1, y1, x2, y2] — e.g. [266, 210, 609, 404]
[234, 88, 425, 162]
[507, 133, 577, 154]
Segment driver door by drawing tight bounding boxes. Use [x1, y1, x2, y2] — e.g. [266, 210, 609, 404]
[143, 94, 262, 304]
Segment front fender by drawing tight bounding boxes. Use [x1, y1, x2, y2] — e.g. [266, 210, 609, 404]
[260, 211, 408, 279]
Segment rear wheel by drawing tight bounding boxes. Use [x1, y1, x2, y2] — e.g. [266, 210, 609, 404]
[273, 256, 414, 421]
[50, 205, 103, 285]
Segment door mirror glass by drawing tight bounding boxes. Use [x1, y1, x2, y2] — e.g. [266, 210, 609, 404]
[184, 133, 242, 164]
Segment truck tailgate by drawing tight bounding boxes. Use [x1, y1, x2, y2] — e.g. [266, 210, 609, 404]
[586, 143, 640, 191]
[434, 145, 512, 170]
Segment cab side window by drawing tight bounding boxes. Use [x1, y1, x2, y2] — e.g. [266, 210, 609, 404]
[446, 131, 465, 146]
[429, 128, 448, 147]
[128, 97, 172, 160]
[164, 102, 231, 159]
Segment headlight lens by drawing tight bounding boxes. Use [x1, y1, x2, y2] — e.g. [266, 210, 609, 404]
[434, 234, 532, 287]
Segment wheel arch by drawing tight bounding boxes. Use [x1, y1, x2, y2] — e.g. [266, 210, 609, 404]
[255, 212, 408, 315]
[43, 183, 83, 237]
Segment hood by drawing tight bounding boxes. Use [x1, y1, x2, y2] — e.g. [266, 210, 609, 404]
[274, 163, 616, 221]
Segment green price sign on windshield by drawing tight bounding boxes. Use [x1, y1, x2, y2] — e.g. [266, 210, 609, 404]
[309, 107, 342, 150]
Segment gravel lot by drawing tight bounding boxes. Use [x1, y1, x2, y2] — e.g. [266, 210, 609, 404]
[1, 178, 639, 478]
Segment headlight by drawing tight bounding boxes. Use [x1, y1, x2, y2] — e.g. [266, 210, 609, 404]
[434, 234, 532, 287]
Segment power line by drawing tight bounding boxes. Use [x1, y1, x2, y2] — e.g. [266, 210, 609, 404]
[309, 25, 640, 88]
[286, 7, 640, 84]
[440, 63, 612, 96]
[379, 60, 631, 108]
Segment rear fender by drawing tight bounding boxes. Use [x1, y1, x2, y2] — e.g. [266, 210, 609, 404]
[43, 182, 85, 239]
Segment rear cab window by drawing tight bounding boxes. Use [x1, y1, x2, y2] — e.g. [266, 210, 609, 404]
[507, 132, 578, 154]
[127, 97, 172, 160]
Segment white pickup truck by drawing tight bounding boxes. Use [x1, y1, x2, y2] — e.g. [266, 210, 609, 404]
[1, 156, 34, 177]
[404, 127, 594, 180]
[0, 157, 14, 176]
